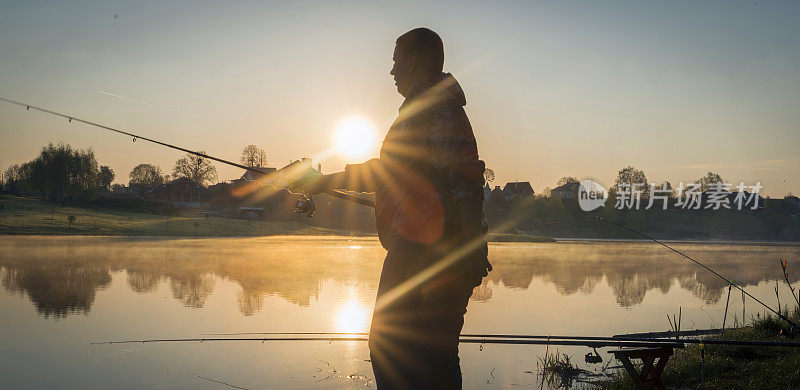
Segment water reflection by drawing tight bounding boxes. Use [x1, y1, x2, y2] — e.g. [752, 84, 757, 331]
[484, 242, 800, 307]
[336, 299, 370, 333]
[0, 236, 384, 318]
[0, 237, 798, 319]
[0, 259, 111, 318]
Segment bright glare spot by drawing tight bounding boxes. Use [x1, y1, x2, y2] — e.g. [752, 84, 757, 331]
[334, 117, 377, 160]
[336, 300, 369, 333]
[348, 245, 362, 250]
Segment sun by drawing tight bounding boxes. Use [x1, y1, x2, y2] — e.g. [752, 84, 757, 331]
[334, 117, 377, 161]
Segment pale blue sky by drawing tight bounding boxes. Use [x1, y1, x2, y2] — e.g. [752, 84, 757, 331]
[1, 0, 798, 196]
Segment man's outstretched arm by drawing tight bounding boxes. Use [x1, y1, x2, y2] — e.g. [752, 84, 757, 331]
[295, 158, 382, 195]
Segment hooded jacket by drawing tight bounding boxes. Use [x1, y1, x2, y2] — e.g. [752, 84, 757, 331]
[346, 73, 490, 277]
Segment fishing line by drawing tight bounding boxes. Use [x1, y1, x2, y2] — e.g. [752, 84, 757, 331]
[0, 97, 374, 208]
[596, 216, 799, 330]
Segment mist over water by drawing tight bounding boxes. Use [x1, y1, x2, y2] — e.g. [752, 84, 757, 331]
[1, 236, 799, 388]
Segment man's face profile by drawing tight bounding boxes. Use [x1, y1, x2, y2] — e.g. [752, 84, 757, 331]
[390, 44, 413, 97]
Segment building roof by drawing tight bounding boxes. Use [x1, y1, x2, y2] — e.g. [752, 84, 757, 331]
[239, 168, 277, 183]
[552, 182, 579, 193]
[502, 181, 534, 195]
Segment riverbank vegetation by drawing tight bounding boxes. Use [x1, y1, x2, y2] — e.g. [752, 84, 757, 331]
[0, 194, 345, 236]
[0, 195, 554, 241]
[601, 308, 800, 389]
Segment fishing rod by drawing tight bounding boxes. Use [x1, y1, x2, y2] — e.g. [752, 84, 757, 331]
[197, 331, 800, 348]
[0, 96, 375, 210]
[91, 336, 684, 349]
[8, 95, 796, 331]
[596, 216, 800, 331]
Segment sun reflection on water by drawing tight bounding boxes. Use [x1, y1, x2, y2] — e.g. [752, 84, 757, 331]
[336, 300, 370, 333]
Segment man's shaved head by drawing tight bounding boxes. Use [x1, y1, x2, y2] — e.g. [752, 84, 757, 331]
[395, 27, 444, 74]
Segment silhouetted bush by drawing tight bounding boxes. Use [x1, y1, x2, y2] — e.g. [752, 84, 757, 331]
[89, 196, 178, 215]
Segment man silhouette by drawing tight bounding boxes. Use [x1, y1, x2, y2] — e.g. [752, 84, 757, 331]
[297, 27, 491, 389]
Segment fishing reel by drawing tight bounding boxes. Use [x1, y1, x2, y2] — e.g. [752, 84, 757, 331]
[584, 348, 603, 364]
[293, 193, 317, 218]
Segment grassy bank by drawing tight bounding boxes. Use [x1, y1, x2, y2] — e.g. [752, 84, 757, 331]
[0, 195, 349, 236]
[0, 195, 555, 242]
[602, 309, 800, 389]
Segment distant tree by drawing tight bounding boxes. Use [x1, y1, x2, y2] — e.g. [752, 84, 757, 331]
[652, 181, 675, 199]
[67, 215, 76, 230]
[2, 164, 22, 194]
[241, 145, 267, 168]
[557, 176, 579, 186]
[697, 172, 724, 192]
[483, 168, 495, 184]
[6, 143, 103, 202]
[98, 166, 115, 191]
[129, 164, 164, 187]
[612, 166, 649, 198]
[173, 152, 217, 186]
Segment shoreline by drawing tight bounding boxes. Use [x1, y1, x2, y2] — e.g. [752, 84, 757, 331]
[553, 237, 800, 246]
[5, 233, 800, 246]
[0, 232, 557, 243]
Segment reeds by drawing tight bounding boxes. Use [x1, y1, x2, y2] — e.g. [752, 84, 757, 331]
[537, 350, 587, 389]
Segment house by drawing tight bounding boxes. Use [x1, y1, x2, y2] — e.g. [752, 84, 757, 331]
[145, 177, 205, 203]
[502, 181, 534, 202]
[489, 186, 504, 202]
[235, 167, 277, 184]
[551, 182, 579, 199]
[208, 157, 324, 217]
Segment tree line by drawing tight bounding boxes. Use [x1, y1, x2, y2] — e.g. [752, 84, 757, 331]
[1, 143, 114, 202]
[484, 165, 798, 239]
[127, 144, 267, 188]
[1, 143, 269, 200]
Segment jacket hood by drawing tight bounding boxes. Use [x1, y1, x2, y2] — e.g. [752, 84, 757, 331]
[406, 72, 466, 107]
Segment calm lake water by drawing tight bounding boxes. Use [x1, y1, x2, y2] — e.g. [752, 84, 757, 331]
[1, 236, 799, 389]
